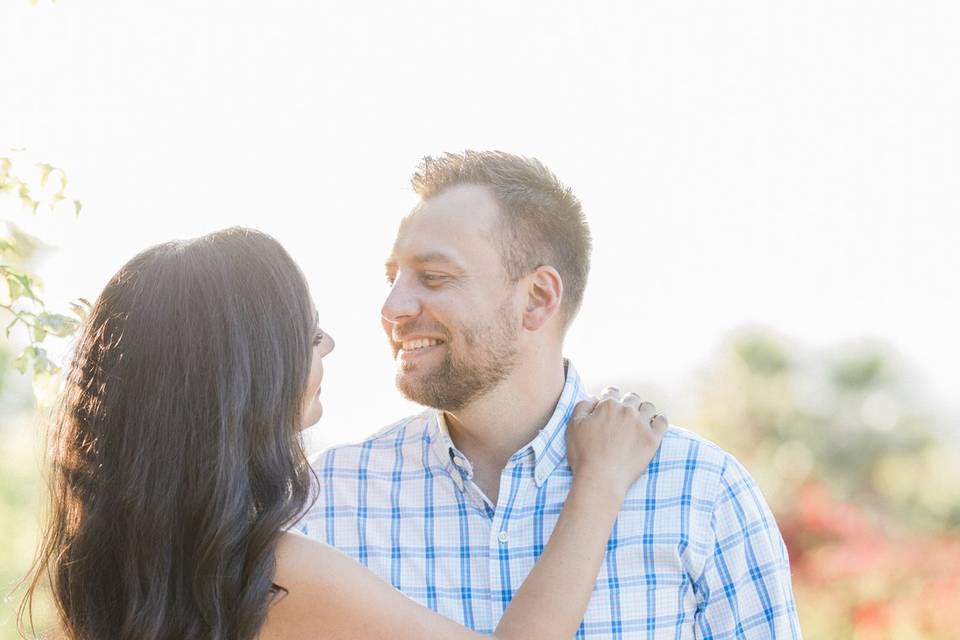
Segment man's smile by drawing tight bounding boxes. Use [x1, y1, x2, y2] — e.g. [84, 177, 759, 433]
[396, 338, 446, 361]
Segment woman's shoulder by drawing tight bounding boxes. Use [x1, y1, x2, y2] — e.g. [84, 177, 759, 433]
[264, 532, 479, 640]
[262, 533, 358, 639]
[274, 531, 347, 583]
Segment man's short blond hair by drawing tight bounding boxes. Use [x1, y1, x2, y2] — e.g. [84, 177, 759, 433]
[411, 150, 592, 328]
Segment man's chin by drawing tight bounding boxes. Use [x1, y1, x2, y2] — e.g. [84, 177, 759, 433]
[396, 379, 429, 407]
[396, 369, 440, 407]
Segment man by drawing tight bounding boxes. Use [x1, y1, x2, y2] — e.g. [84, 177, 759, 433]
[300, 151, 801, 638]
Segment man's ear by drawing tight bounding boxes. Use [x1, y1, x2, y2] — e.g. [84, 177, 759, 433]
[522, 266, 563, 332]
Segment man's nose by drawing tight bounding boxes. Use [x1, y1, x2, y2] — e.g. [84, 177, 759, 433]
[381, 278, 421, 325]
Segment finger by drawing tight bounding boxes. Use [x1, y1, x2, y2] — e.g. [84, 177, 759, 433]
[571, 399, 599, 422]
[636, 401, 657, 424]
[599, 386, 620, 402]
[650, 414, 669, 434]
[621, 391, 643, 410]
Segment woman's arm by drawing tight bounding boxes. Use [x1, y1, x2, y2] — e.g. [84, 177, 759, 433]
[262, 395, 666, 640]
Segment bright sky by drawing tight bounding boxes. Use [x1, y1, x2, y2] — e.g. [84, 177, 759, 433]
[2, 0, 957, 446]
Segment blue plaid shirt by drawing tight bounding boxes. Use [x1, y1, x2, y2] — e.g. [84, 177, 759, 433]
[299, 363, 801, 638]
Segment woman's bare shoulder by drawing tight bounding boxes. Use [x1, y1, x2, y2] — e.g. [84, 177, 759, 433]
[262, 532, 480, 640]
[272, 531, 358, 596]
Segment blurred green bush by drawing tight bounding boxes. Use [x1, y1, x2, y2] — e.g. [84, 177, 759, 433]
[688, 329, 960, 639]
[0, 366, 54, 639]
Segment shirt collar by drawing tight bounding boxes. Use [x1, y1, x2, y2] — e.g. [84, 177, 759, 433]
[430, 359, 589, 488]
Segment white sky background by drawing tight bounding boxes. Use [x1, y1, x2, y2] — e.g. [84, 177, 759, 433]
[2, 0, 957, 447]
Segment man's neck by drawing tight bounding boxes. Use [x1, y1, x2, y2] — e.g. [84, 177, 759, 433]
[442, 354, 566, 503]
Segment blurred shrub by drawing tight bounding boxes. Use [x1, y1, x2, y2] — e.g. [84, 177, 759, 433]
[690, 328, 960, 639]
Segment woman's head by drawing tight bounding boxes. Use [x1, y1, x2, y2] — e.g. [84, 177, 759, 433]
[22, 227, 327, 640]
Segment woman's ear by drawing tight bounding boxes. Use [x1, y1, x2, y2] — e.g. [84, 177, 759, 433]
[522, 266, 563, 332]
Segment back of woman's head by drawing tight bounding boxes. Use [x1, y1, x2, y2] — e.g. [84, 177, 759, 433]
[21, 227, 316, 640]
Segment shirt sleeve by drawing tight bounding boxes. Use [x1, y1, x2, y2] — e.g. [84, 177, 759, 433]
[693, 455, 803, 639]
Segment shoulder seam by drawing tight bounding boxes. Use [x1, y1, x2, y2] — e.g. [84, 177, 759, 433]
[306, 412, 431, 466]
[361, 412, 430, 443]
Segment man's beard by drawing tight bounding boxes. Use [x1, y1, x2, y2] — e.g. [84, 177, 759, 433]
[395, 300, 519, 412]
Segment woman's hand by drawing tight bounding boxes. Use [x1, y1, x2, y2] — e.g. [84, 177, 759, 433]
[566, 387, 668, 499]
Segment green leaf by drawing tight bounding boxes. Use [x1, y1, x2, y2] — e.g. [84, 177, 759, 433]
[13, 351, 28, 374]
[0, 174, 24, 193]
[6, 224, 39, 260]
[69, 299, 91, 320]
[74, 199, 83, 216]
[21, 194, 39, 214]
[32, 346, 53, 375]
[38, 311, 79, 337]
[12, 272, 38, 300]
[6, 274, 24, 301]
[38, 163, 54, 187]
[4, 314, 19, 338]
[33, 324, 47, 342]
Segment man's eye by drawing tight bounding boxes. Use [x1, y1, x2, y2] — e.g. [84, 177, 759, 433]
[421, 273, 449, 285]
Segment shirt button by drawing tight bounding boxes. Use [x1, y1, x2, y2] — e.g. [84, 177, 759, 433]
[453, 456, 466, 467]
[498, 531, 509, 544]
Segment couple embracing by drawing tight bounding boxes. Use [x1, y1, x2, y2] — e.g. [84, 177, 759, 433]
[25, 151, 801, 639]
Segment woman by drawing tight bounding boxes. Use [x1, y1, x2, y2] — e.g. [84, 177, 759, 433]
[21, 227, 667, 639]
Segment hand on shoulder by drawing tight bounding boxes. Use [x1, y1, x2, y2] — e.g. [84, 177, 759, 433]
[566, 387, 668, 497]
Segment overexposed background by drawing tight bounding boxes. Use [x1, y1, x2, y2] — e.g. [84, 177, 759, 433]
[3, 0, 957, 449]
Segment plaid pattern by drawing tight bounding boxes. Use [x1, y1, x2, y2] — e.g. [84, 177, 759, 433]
[298, 363, 802, 638]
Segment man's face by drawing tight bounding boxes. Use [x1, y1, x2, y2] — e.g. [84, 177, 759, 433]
[382, 184, 521, 411]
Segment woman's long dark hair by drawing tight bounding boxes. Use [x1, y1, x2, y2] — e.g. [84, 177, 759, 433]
[20, 227, 317, 639]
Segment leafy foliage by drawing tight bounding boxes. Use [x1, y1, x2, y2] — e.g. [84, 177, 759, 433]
[1, 151, 88, 378]
[0, 153, 81, 218]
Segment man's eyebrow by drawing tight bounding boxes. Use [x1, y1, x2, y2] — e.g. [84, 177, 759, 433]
[384, 252, 464, 270]
[412, 252, 463, 267]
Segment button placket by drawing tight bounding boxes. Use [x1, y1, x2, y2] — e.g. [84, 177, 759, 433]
[449, 468, 465, 492]
[487, 455, 541, 623]
[447, 449, 493, 516]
